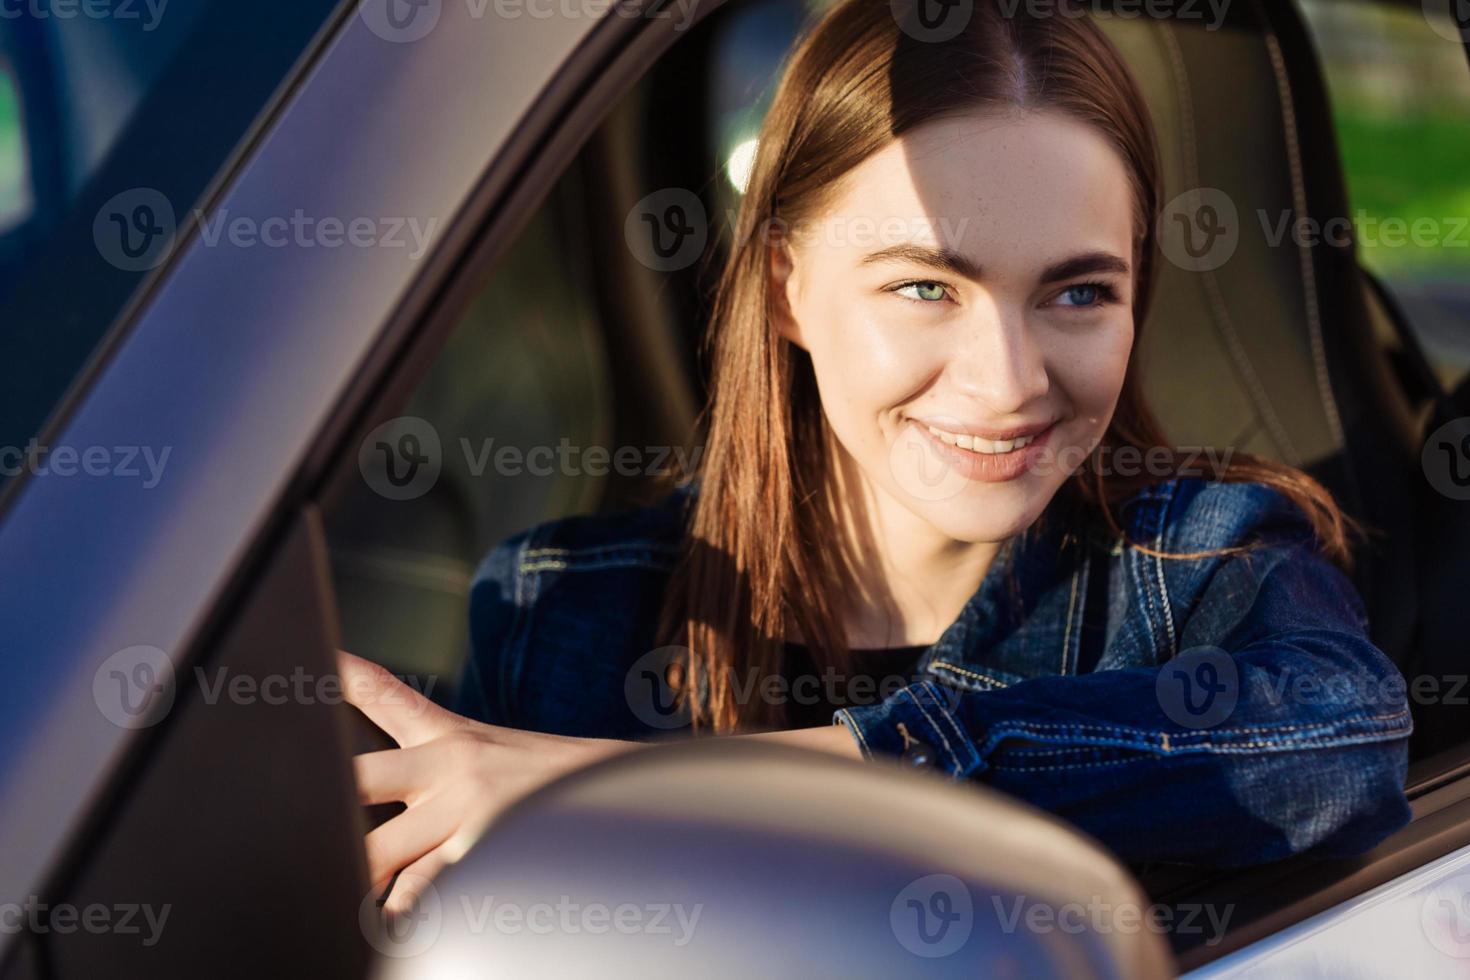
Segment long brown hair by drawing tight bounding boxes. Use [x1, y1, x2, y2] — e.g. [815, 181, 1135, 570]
[655, 0, 1361, 732]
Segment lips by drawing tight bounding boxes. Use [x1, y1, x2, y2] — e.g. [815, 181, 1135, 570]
[920, 423, 1039, 455]
[905, 417, 1059, 484]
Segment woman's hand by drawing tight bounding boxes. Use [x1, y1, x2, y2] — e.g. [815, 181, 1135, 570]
[338, 651, 634, 915]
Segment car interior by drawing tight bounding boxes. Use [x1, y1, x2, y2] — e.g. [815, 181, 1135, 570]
[314, 0, 1470, 966]
[324, 0, 1469, 755]
[8, 0, 1466, 976]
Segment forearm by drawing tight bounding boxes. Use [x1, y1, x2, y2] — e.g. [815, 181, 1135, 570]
[735, 722, 864, 758]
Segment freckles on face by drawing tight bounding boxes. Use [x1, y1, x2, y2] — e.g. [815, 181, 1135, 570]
[778, 109, 1139, 541]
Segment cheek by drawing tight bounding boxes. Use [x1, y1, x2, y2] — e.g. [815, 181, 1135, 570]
[1048, 320, 1134, 435]
[800, 300, 936, 425]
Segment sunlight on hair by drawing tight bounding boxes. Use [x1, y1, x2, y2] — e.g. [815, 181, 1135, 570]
[725, 137, 759, 194]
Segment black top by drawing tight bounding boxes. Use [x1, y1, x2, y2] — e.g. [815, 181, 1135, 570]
[779, 641, 930, 729]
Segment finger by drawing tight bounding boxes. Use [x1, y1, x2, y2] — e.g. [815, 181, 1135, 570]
[382, 844, 458, 920]
[364, 790, 461, 890]
[337, 650, 449, 748]
[353, 744, 442, 806]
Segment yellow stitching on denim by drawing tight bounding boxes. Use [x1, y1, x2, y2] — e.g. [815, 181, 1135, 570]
[836, 709, 872, 758]
[519, 559, 569, 573]
[989, 711, 1409, 740]
[916, 681, 978, 769]
[1062, 560, 1081, 675]
[903, 689, 958, 769]
[928, 661, 1010, 689]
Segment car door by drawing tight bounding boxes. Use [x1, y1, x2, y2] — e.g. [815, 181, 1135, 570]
[0, 1, 649, 974]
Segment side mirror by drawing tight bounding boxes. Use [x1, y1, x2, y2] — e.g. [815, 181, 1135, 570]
[370, 740, 1174, 978]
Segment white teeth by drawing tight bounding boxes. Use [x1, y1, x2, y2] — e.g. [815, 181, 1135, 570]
[926, 424, 1034, 454]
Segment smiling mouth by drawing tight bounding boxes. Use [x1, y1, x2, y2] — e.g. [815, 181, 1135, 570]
[921, 423, 1046, 455]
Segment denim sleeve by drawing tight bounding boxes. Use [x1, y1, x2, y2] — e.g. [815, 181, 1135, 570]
[451, 534, 528, 727]
[836, 533, 1414, 868]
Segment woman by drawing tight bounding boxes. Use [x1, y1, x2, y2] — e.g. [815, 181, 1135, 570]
[342, 0, 1413, 916]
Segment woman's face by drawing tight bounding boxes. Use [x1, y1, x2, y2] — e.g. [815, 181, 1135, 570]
[771, 108, 1137, 543]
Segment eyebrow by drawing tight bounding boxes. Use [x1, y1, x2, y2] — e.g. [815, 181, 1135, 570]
[1038, 252, 1131, 283]
[860, 244, 984, 282]
[859, 244, 1130, 283]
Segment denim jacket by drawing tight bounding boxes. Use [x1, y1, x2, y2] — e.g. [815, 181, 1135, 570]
[454, 476, 1413, 868]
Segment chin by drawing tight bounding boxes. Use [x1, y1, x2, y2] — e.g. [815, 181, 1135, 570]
[913, 486, 1053, 544]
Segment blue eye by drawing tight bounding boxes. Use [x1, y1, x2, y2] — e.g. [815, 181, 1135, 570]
[1054, 282, 1116, 308]
[1059, 284, 1099, 306]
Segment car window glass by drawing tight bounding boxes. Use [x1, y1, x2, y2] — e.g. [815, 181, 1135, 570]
[0, 2, 341, 491]
[1299, 0, 1470, 391]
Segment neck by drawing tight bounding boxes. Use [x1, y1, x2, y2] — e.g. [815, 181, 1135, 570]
[826, 437, 1003, 649]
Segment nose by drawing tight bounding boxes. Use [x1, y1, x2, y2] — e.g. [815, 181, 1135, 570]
[946, 297, 1050, 415]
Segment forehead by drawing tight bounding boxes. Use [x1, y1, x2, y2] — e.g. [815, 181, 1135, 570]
[814, 109, 1135, 267]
